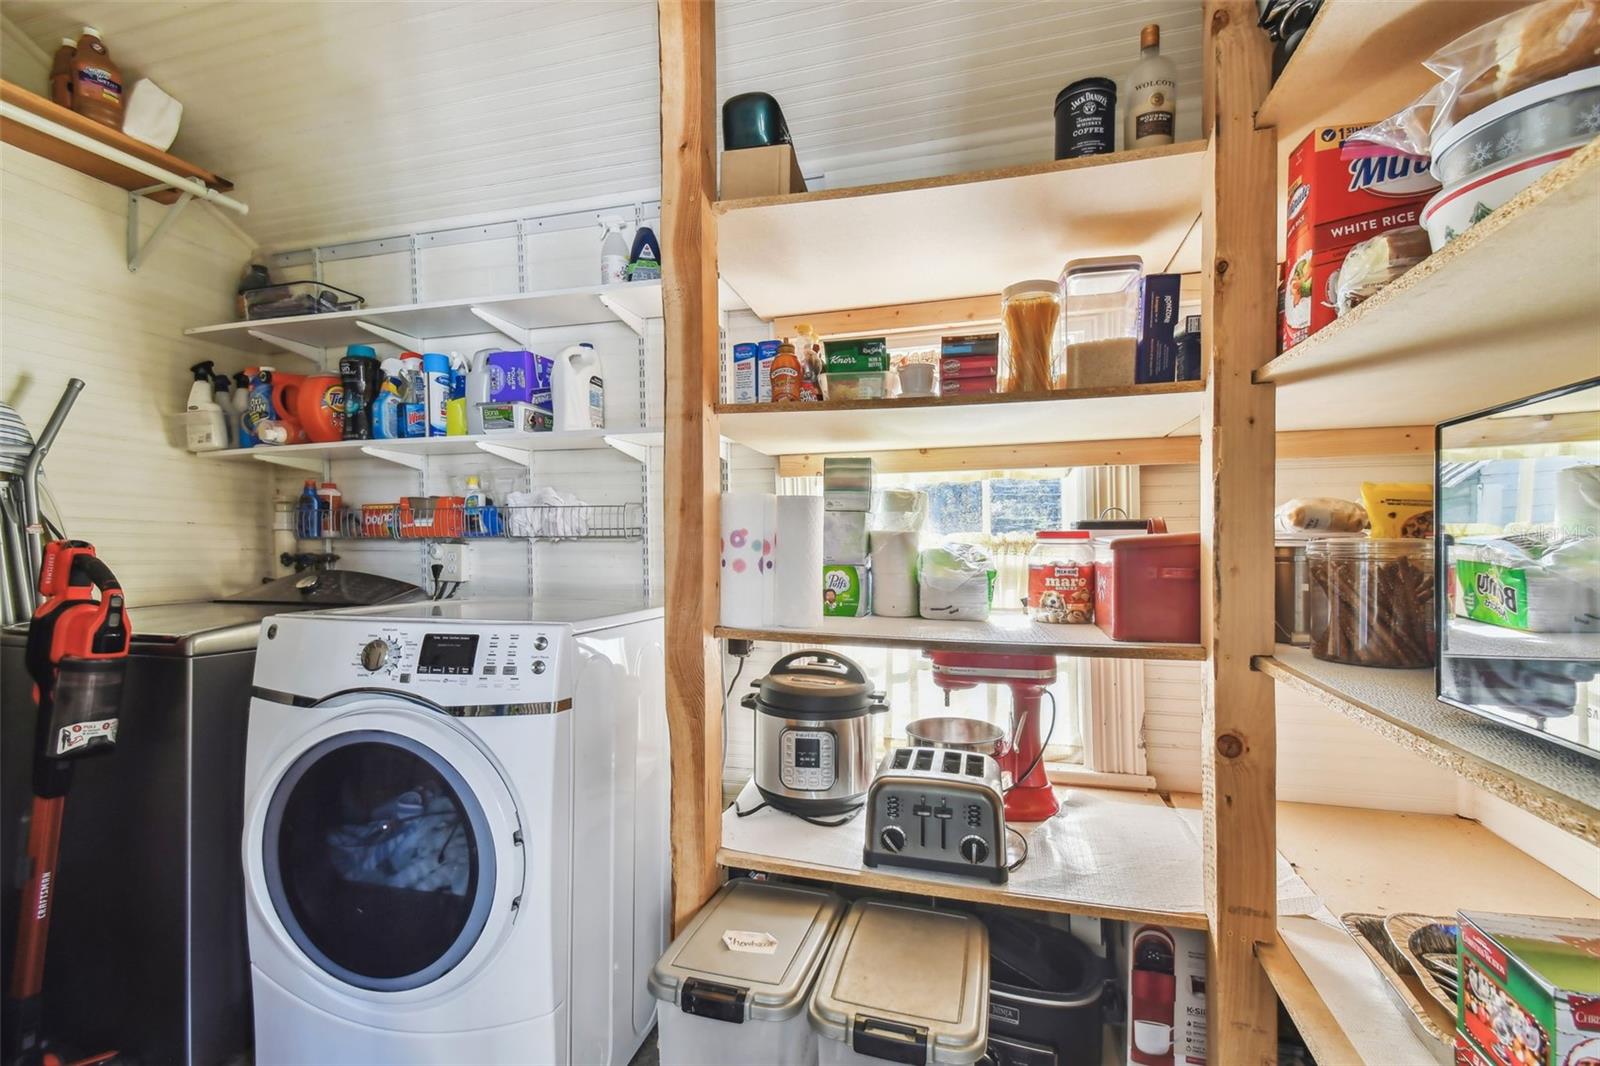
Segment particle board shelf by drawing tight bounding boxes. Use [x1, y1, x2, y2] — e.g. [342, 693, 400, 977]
[1257, 646, 1600, 845]
[1255, 0, 1523, 143]
[714, 141, 1207, 319]
[0, 80, 233, 204]
[1258, 139, 1600, 432]
[716, 612, 1204, 662]
[1267, 802, 1600, 1065]
[197, 428, 662, 472]
[715, 382, 1205, 456]
[185, 281, 665, 355]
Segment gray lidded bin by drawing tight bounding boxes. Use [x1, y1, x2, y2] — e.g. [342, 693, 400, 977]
[649, 880, 847, 1066]
[809, 900, 990, 1066]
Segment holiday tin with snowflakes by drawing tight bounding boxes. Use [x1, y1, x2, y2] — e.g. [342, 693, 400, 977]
[1420, 138, 1587, 252]
[1431, 66, 1600, 184]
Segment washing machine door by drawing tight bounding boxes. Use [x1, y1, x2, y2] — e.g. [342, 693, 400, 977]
[251, 698, 523, 997]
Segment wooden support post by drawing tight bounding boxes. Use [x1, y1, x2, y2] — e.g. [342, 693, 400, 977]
[659, 0, 723, 934]
[1200, 2, 1279, 1061]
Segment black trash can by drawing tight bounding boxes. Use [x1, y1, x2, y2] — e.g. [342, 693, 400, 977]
[985, 912, 1111, 1065]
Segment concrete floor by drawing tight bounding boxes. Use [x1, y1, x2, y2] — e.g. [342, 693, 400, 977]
[627, 1027, 659, 1066]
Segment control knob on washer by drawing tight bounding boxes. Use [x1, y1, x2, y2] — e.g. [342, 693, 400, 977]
[959, 835, 990, 865]
[360, 639, 390, 672]
[878, 825, 906, 854]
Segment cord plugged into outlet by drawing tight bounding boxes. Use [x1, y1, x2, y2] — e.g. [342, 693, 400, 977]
[429, 543, 472, 584]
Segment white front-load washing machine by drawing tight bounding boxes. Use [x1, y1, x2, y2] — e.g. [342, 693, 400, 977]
[242, 598, 667, 1066]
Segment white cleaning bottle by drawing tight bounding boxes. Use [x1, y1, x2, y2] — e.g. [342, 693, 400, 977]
[554, 343, 604, 430]
[599, 217, 629, 285]
[465, 349, 495, 435]
[184, 360, 228, 452]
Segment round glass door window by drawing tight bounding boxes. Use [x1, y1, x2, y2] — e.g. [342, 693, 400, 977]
[263, 729, 498, 992]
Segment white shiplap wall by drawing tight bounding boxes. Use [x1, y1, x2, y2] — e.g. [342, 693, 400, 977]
[0, 144, 268, 606]
[1140, 458, 1463, 812]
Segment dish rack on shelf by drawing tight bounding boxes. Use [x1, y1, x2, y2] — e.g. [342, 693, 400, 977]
[286, 500, 644, 542]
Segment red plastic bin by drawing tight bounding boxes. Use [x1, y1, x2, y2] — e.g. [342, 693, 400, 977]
[1092, 532, 1201, 644]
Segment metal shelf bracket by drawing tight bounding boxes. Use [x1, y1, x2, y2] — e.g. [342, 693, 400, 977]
[127, 184, 194, 273]
[475, 441, 535, 467]
[355, 319, 423, 350]
[246, 329, 324, 363]
[359, 445, 426, 471]
[246, 450, 323, 474]
[469, 306, 530, 348]
[598, 293, 647, 338]
[604, 435, 653, 464]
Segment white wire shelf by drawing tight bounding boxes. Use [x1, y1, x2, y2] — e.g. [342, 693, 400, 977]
[289, 501, 643, 543]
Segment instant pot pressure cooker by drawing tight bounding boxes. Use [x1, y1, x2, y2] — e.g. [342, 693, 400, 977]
[742, 650, 887, 818]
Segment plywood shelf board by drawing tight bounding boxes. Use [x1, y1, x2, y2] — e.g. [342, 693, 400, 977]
[717, 384, 1206, 456]
[715, 141, 1207, 319]
[1259, 139, 1600, 432]
[1255, 1, 1524, 140]
[1258, 932, 1398, 1066]
[0, 80, 232, 204]
[716, 612, 1205, 662]
[1259, 647, 1599, 844]
[720, 781, 1317, 928]
[186, 282, 665, 354]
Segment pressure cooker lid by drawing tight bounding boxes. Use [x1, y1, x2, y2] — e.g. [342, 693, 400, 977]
[754, 650, 880, 716]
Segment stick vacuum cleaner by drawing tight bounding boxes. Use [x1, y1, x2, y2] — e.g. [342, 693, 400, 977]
[7, 541, 130, 1066]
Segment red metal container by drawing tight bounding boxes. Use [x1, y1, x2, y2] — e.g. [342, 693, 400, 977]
[1093, 531, 1201, 643]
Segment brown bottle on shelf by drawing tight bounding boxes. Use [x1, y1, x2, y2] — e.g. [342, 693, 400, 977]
[49, 37, 75, 109]
[71, 26, 124, 129]
[768, 341, 803, 402]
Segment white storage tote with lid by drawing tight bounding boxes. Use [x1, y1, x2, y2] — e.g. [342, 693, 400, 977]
[649, 879, 847, 1066]
[808, 900, 989, 1066]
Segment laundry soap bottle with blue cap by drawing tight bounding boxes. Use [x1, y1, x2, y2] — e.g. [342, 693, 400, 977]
[626, 226, 660, 281]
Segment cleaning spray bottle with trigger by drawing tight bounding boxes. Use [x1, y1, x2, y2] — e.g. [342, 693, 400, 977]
[599, 217, 629, 285]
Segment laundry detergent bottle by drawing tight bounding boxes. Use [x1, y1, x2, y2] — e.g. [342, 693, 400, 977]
[232, 371, 253, 447]
[554, 343, 604, 430]
[245, 367, 287, 445]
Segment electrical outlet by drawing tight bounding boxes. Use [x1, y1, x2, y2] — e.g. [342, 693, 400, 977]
[433, 543, 472, 583]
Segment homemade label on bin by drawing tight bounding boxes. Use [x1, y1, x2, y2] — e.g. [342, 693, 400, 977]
[722, 930, 779, 955]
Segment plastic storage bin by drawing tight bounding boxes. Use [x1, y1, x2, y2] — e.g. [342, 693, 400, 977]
[1059, 256, 1142, 389]
[809, 900, 989, 1066]
[649, 880, 846, 1066]
[1092, 532, 1201, 644]
[998, 280, 1062, 393]
[985, 912, 1111, 1064]
[1307, 537, 1435, 667]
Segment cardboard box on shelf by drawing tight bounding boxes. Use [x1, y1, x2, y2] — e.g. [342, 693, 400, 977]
[939, 374, 998, 396]
[1280, 124, 1438, 352]
[1136, 273, 1181, 383]
[719, 144, 807, 201]
[1127, 923, 1207, 1066]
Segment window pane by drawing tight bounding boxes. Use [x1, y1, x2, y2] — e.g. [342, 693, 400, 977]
[989, 478, 1062, 534]
[925, 481, 983, 536]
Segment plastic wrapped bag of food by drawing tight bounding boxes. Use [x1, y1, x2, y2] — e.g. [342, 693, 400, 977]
[1275, 497, 1369, 535]
[1449, 532, 1600, 633]
[918, 543, 996, 621]
[1362, 482, 1434, 539]
[1360, 0, 1600, 156]
[1335, 227, 1432, 315]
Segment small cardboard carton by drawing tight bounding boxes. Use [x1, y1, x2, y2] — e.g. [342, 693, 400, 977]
[1457, 911, 1600, 1066]
[719, 144, 806, 200]
[1126, 923, 1207, 1065]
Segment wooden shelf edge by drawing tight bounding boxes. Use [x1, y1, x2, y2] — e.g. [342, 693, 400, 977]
[716, 381, 1204, 419]
[0, 79, 232, 202]
[713, 140, 1209, 215]
[715, 624, 1207, 662]
[1256, 654, 1600, 845]
[715, 846, 1209, 930]
[1258, 938, 1366, 1065]
[1255, 138, 1600, 387]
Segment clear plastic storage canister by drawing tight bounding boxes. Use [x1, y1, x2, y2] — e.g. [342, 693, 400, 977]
[1306, 537, 1435, 667]
[1027, 530, 1095, 623]
[1059, 256, 1143, 389]
[999, 280, 1063, 393]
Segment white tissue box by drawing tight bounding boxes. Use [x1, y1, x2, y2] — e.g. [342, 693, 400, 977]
[823, 510, 869, 563]
[123, 78, 183, 151]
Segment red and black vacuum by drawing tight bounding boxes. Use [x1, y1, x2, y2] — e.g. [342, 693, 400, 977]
[7, 541, 130, 1066]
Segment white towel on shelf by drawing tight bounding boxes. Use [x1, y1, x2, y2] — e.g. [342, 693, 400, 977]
[123, 79, 183, 151]
[507, 487, 589, 540]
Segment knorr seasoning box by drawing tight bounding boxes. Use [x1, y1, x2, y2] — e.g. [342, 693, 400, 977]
[1457, 911, 1600, 1066]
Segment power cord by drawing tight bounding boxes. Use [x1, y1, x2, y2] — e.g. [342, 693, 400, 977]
[1003, 689, 1057, 794]
[1005, 825, 1029, 872]
[720, 639, 752, 779]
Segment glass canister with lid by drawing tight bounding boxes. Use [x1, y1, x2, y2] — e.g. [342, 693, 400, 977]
[999, 280, 1063, 393]
[1027, 530, 1096, 624]
[1059, 256, 1143, 389]
[1306, 537, 1436, 667]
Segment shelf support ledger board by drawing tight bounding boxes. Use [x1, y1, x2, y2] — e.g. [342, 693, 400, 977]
[1201, 2, 1280, 1060]
[659, 0, 724, 935]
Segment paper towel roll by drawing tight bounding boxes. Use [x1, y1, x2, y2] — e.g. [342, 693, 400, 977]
[772, 495, 824, 628]
[870, 530, 920, 617]
[1555, 464, 1600, 537]
[720, 493, 776, 628]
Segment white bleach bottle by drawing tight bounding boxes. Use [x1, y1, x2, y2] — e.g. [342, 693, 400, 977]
[554, 343, 604, 430]
[599, 217, 629, 285]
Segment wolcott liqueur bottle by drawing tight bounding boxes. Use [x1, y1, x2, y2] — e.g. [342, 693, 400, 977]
[1125, 23, 1178, 148]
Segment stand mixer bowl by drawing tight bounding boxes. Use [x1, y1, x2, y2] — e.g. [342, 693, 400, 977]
[905, 716, 1007, 755]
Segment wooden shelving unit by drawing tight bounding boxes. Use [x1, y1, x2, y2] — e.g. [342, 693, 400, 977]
[716, 614, 1202, 662]
[1259, 647, 1600, 845]
[0, 80, 233, 204]
[716, 382, 1204, 455]
[715, 140, 1207, 318]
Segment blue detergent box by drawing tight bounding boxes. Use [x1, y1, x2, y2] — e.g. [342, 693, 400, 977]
[731, 342, 759, 403]
[1136, 273, 1182, 383]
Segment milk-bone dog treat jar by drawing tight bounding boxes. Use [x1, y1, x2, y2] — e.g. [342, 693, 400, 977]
[1027, 530, 1095, 623]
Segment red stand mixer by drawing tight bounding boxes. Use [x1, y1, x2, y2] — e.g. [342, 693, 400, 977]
[926, 650, 1060, 822]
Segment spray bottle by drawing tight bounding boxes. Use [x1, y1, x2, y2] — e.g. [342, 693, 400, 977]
[599, 217, 629, 285]
[183, 360, 228, 452]
[232, 371, 253, 447]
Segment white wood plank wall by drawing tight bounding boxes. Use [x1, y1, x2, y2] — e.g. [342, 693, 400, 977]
[0, 145, 268, 606]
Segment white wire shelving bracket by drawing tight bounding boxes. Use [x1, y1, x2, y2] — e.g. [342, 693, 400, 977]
[355, 320, 423, 351]
[469, 306, 531, 349]
[359, 445, 426, 471]
[246, 329, 324, 363]
[598, 294, 647, 338]
[244, 451, 322, 474]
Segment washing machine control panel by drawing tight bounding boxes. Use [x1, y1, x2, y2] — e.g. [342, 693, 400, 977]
[335, 623, 565, 701]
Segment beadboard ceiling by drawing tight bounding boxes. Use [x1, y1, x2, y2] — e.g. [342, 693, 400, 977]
[4, 0, 1203, 251]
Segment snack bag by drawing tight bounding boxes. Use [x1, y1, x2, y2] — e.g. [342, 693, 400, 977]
[1362, 481, 1434, 539]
